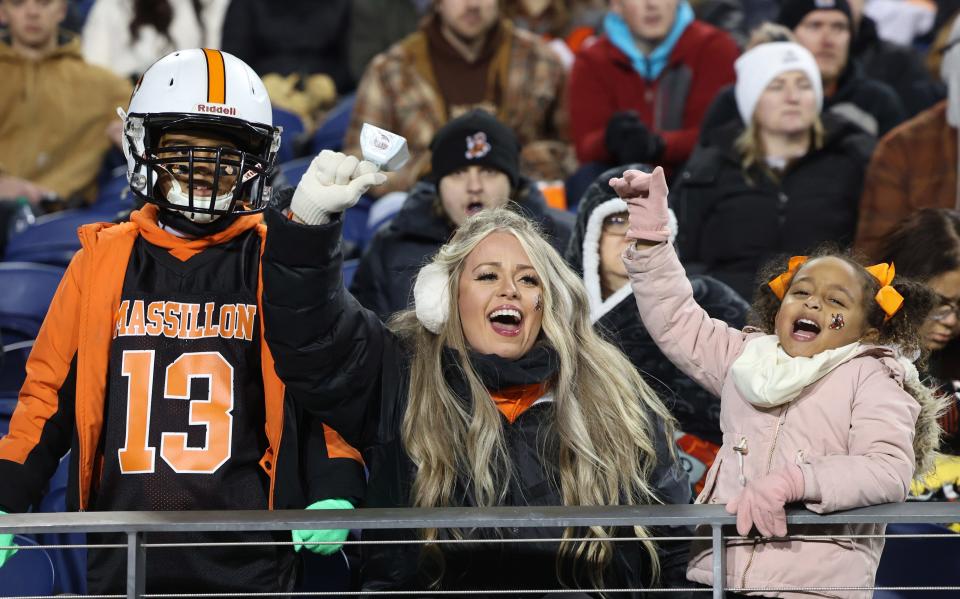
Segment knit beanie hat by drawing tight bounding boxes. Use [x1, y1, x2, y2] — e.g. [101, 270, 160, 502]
[734, 42, 823, 124]
[430, 109, 520, 188]
[777, 0, 852, 30]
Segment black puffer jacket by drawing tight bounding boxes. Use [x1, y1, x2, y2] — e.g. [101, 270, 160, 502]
[350, 177, 574, 320]
[261, 209, 689, 596]
[565, 166, 747, 466]
[853, 16, 944, 118]
[675, 113, 875, 300]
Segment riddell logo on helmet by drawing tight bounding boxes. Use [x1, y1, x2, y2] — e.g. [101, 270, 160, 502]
[196, 104, 237, 116]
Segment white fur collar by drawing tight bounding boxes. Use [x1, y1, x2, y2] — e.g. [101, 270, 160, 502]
[582, 198, 632, 323]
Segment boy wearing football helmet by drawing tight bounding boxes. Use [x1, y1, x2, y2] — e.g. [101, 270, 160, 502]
[0, 49, 365, 592]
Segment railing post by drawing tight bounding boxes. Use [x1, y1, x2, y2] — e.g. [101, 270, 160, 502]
[127, 531, 145, 599]
[711, 524, 726, 599]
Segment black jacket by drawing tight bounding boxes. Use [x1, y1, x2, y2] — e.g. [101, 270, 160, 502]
[221, 0, 354, 93]
[675, 114, 875, 300]
[350, 178, 575, 320]
[261, 208, 689, 595]
[565, 166, 748, 451]
[700, 59, 906, 139]
[853, 16, 944, 118]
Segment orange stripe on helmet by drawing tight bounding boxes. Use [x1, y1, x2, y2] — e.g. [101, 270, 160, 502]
[202, 48, 226, 104]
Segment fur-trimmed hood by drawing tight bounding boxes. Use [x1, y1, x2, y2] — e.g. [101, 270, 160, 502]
[565, 164, 677, 322]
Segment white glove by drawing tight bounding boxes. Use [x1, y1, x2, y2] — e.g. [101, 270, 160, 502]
[290, 150, 387, 225]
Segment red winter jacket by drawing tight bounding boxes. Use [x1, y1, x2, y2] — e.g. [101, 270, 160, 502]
[568, 23, 738, 169]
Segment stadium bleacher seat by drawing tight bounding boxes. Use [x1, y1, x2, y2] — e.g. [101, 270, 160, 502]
[366, 191, 406, 235]
[0, 535, 55, 597]
[273, 107, 306, 164]
[92, 166, 133, 214]
[310, 94, 354, 154]
[0, 340, 33, 394]
[0, 395, 16, 436]
[3, 209, 116, 266]
[34, 450, 87, 595]
[874, 522, 960, 598]
[0, 263, 65, 343]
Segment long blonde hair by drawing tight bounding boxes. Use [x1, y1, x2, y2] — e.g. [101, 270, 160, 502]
[390, 208, 677, 586]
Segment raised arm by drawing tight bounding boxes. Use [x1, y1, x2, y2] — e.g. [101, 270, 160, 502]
[262, 151, 389, 446]
[612, 168, 748, 397]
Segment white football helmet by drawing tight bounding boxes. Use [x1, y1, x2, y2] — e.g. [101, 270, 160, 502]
[121, 48, 281, 223]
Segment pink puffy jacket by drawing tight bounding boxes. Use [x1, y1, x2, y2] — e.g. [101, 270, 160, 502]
[624, 243, 920, 599]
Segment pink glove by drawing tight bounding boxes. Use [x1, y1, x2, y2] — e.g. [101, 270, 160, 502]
[726, 464, 805, 538]
[608, 166, 670, 243]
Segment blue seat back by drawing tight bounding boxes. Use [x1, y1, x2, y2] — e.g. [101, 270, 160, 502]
[4, 209, 116, 266]
[310, 94, 355, 153]
[273, 108, 306, 164]
[0, 535, 55, 596]
[92, 166, 134, 214]
[0, 340, 33, 394]
[0, 263, 65, 342]
[873, 522, 960, 598]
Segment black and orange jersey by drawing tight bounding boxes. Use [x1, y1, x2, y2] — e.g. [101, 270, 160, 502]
[0, 205, 365, 592]
[87, 232, 291, 593]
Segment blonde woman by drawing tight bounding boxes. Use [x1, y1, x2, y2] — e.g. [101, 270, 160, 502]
[674, 41, 874, 300]
[261, 151, 690, 595]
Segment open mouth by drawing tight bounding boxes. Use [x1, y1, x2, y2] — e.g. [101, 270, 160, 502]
[465, 201, 484, 216]
[488, 306, 523, 337]
[791, 318, 821, 342]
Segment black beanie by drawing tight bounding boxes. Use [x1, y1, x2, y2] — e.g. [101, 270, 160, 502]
[429, 109, 520, 188]
[777, 0, 852, 31]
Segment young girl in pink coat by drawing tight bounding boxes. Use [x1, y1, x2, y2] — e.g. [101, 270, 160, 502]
[613, 167, 944, 598]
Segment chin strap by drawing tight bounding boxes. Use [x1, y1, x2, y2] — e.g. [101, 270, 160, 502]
[164, 175, 234, 224]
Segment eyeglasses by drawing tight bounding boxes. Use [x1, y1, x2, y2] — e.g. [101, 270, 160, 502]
[602, 213, 630, 237]
[928, 293, 960, 322]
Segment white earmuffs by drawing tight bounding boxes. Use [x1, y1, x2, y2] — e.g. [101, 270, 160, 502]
[413, 262, 450, 334]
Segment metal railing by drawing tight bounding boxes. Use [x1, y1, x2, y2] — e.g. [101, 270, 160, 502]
[1, 502, 958, 599]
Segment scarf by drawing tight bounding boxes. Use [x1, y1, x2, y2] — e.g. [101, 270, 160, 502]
[730, 335, 863, 407]
[442, 344, 560, 399]
[603, 2, 694, 81]
[130, 204, 261, 261]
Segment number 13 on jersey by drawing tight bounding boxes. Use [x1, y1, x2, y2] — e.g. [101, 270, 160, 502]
[118, 350, 235, 474]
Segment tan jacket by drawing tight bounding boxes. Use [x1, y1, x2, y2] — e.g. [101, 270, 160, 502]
[625, 242, 921, 599]
[0, 32, 131, 201]
[854, 101, 957, 261]
[344, 18, 572, 194]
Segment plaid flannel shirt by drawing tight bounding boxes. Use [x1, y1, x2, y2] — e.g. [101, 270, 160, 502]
[345, 19, 573, 195]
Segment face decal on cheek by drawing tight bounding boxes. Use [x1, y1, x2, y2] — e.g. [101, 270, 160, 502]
[534, 294, 542, 312]
[828, 313, 845, 330]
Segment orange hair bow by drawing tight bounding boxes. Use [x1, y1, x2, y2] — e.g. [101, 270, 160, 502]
[768, 256, 808, 300]
[865, 262, 904, 322]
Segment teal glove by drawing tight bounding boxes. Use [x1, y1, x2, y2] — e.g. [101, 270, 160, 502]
[292, 499, 353, 555]
[0, 511, 17, 568]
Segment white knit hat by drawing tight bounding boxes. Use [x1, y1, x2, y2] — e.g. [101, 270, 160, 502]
[734, 42, 823, 125]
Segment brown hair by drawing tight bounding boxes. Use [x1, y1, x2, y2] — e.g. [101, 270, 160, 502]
[880, 208, 960, 282]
